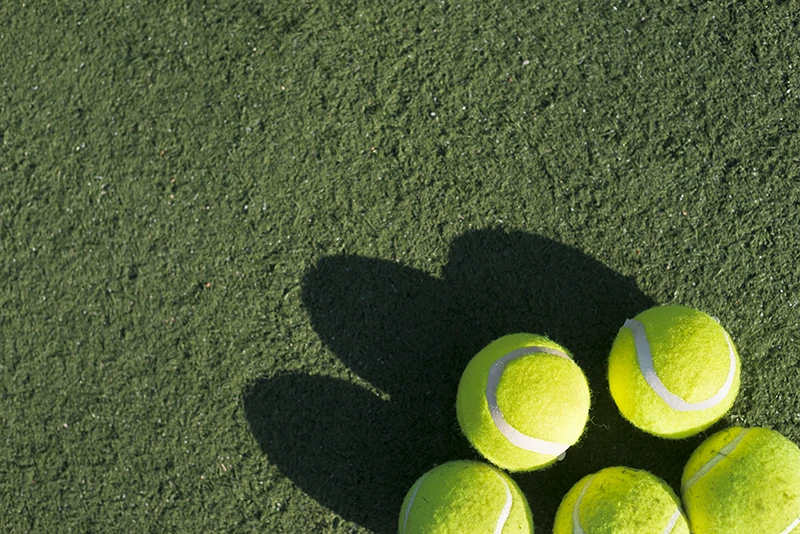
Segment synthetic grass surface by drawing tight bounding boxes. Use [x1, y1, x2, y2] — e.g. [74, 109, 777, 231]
[1, 1, 800, 532]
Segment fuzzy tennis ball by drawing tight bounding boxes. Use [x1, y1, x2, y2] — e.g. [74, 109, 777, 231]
[608, 305, 740, 438]
[681, 426, 800, 534]
[456, 333, 590, 472]
[399, 460, 534, 534]
[553, 466, 690, 534]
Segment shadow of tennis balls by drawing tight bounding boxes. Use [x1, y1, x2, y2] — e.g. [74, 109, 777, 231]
[245, 230, 666, 533]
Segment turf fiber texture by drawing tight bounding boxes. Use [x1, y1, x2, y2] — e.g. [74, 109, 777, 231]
[2, 1, 800, 532]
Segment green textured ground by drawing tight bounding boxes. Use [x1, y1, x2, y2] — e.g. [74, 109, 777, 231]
[1, 1, 799, 532]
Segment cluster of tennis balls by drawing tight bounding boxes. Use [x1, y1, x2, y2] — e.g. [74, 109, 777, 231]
[399, 305, 800, 533]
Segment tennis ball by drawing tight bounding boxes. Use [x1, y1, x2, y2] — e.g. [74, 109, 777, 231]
[399, 460, 534, 534]
[553, 466, 690, 534]
[456, 333, 590, 472]
[608, 305, 740, 438]
[681, 426, 800, 534]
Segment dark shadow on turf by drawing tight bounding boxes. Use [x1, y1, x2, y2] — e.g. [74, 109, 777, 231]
[244, 229, 713, 533]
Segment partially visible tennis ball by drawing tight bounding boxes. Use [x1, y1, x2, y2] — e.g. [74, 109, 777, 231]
[608, 305, 740, 438]
[456, 334, 590, 472]
[681, 426, 800, 534]
[398, 460, 534, 534]
[553, 466, 690, 534]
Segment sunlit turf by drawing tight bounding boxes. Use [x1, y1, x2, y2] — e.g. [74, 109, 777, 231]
[1, 1, 799, 532]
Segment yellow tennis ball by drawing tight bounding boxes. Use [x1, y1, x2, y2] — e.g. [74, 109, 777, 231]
[398, 460, 534, 534]
[553, 466, 690, 534]
[456, 333, 590, 472]
[608, 305, 741, 438]
[681, 426, 800, 534]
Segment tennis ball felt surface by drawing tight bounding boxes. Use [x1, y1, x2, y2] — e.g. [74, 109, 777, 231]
[553, 466, 690, 534]
[608, 305, 740, 438]
[399, 460, 534, 534]
[681, 426, 800, 534]
[456, 333, 590, 472]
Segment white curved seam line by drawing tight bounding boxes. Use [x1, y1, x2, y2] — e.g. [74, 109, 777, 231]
[401, 472, 429, 534]
[571, 474, 594, 534]
[626, 319, 737, 412]
[681, 428, 750, 494]
[663, 508, 682, 533]
[493, 474, 513, 534]
[779, 517, 800, 534]
[486, 346, 573, 456]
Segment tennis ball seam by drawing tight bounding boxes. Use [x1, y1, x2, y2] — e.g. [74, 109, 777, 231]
[573, 473, 683, 534]
[681, 427, 750, 494]
[400, 463, 521, 534]
[559, 467, 684, 534]
[779, 518, 800, 534]
[625, 318, 737, 411]
[571, 474, 594, 534]
[682, 427, 800, 534]
[664, 509, 683, 533]
[486, 345, 574, 457]
[494, 475, 513, 534]
[400, 471, 429, 534]
[458, 333, 591, 471]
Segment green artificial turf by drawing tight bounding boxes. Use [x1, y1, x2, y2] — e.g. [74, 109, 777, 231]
[2, 0, 800, 532]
